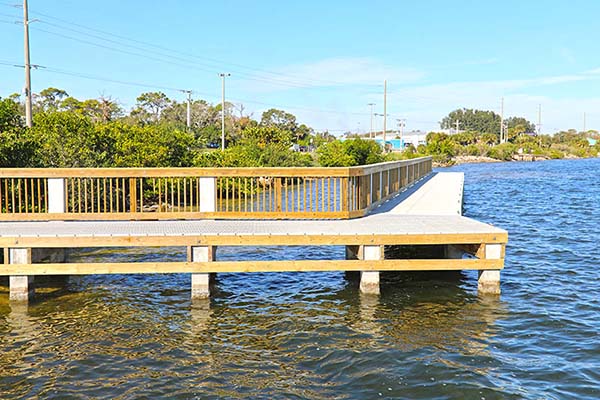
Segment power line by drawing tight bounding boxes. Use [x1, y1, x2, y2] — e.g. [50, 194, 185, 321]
[0, 60, 193, 94]
[0, 61, 372, 116]
[28, 8, 379, 87]
[31, 26, 324, 90]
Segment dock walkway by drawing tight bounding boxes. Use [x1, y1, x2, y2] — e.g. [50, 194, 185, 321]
[0, 165, 507, 301]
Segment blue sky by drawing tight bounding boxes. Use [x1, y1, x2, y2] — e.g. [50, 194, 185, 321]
[1, 0, 599, 134]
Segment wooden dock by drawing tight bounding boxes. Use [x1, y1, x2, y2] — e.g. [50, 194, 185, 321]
[0, 158, 508, 301]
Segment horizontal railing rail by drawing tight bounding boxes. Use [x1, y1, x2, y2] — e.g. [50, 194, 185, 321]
[0, 157, 432, 221]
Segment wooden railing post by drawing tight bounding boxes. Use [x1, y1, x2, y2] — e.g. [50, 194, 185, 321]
[369, 173, 374, 206]
[128, 178, 137, 213]
[341, 177, 349, 213]
[275, 178, 283, 212]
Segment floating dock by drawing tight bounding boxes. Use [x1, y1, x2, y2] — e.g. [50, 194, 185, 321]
[0, 158, 507, 301]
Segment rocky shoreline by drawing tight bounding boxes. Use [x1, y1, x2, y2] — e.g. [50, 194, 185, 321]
[433, 154, 595, 168]
[433, 155, 502, 168]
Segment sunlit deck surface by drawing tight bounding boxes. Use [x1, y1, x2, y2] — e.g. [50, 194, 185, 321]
[0, 213, 505, 245]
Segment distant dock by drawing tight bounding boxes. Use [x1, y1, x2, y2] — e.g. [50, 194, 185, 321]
[0, 157, 507, 301]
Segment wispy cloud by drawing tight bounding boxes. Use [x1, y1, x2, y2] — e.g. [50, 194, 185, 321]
[428, 58, 499, 70]
[233, 57, 425, 92]
[388, 68, 600, 106]
[234, 60, 600, 134]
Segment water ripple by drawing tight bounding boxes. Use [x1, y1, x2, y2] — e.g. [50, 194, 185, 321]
[1, 159, 600, 398]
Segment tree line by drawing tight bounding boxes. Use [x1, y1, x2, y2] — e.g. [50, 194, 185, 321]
[1, 90, 597, 169]
[406, 108, 599, 164]
[0, 88, 361, 169]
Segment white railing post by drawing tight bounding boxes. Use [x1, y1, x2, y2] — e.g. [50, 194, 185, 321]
[199, 177, 216, 213]
[47, 178, 65, 213]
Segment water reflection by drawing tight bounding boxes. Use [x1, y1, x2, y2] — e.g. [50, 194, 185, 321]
[355, 293, 382, 337]
[0, 268, 512, 398]
[189, 298, 211, 334]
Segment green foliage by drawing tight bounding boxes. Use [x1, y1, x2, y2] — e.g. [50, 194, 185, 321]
[0, 97, 23, 132]
[317, 141, 356, 167]
[425, 132, 456, 158]
[242, 125, 294, 147]
[37, 87, 69, 111]
[317, 138, 383, 167]
[130, 91, 172, 124]
[440, 108, 501, 135]
[505, 116, 536, 133]
[30, 111, 98, 167]
[343, 138, 384, 165]
[488, 143, 517, 161]
[111, 123, 195, 167]
[0, 97, 35, 167]
[62, 96, 123, 122]
[260, 108, 297, 133]
[194, 139, 311, 168]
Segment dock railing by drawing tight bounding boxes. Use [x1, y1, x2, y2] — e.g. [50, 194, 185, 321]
[0, 156, 432, 221]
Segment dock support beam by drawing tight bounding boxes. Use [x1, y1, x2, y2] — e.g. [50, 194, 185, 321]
[9, 249, 34, 302]
[191, 246, 215, 299]
[360, 245, 381, 295]
[478, 244, 502, 295]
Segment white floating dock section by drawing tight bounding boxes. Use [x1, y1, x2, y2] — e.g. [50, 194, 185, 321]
[387, 172, 464, 216]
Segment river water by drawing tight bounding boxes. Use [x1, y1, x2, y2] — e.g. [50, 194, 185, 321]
[1, 158, 599, 399]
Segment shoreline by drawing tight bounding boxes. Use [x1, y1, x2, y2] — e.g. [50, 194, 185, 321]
[433, 154, 596, 168]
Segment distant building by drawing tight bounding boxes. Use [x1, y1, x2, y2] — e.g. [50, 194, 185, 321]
[371, 130, 427, 150]
[343, 130, 428, 150]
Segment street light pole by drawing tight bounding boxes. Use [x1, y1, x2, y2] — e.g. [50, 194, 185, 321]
[181, 90, 192, 130]
[367, 103, 375, 139]
[219, 73, 230, 151]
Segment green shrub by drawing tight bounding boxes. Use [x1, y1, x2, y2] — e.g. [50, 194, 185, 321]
[488, 143, 517, 160]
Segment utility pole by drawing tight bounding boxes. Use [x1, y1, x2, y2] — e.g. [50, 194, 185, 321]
[500, 97, 505, 143]
[368, 103, 375, 139]
[182, 90, 192, 130]
[454, 120, 461, 134]
[219, 73, 230, 151]
[383, 80, 387, 151]
[23, 0, 32, 127]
